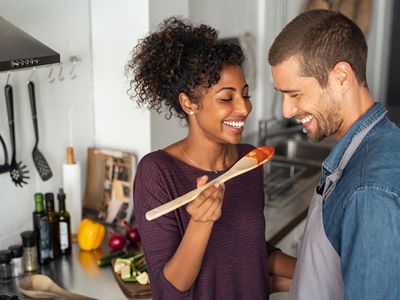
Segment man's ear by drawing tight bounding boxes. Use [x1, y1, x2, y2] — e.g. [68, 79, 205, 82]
[179, 92, 198, 116]
[332, 61, 353, 91]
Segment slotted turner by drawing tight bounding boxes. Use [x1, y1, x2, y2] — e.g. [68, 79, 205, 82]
[146, 146, 275, 221]
[28, 81, 53, 181]
[5, 84, 29, 186]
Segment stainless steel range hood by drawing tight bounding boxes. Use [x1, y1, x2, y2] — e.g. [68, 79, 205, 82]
[0, 16, 60, 72]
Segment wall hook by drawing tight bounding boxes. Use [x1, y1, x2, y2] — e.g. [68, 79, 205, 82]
[6, 71, 11, 85]
[48, 65, 56, 83]
[58, 65, 65, 81]
[69, 56, 80, 80]
[28, 67, 36, 82]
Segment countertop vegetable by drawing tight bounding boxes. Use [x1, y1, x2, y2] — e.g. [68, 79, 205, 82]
[124, 221, 141, 244]
[113, 252, 149, 285]
[77, 218, 106, 251]
[108, 232, 126, 251]
[97, 250, 126, 267]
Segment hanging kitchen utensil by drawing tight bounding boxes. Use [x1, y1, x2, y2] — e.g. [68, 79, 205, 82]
[0, 134, 10, 174]
[28, 81, 53, 181]
[5, 84, 29, 186]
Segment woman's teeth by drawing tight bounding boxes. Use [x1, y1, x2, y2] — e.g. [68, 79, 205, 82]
[223, 121, 244, 128]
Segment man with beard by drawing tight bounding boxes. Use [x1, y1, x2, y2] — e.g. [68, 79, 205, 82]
[268, 9, 400, 300]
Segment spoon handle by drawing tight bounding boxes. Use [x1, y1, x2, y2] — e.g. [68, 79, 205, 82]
[145, 181, 211, 221]
[145, 163, 250, 221]
[56, 290, 98, 300]
[50, 286, 97, 300]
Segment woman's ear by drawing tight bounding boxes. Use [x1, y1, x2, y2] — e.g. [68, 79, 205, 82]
[179, 92, 198, 116]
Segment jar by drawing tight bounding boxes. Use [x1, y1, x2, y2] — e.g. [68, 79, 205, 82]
[0, 249, 12, 282]
[20, 231, 39, 272]
[8, 244, 24, 277]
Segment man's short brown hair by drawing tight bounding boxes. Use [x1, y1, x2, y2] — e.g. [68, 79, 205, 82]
[268, 9, 368, 88]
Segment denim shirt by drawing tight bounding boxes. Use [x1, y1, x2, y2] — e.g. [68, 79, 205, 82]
[322, 102, 400, 299]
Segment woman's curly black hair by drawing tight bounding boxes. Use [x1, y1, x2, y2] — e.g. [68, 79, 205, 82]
[126, 17, 245, 121]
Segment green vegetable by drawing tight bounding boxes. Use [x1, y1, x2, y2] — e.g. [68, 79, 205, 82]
[112, 251, 147, 284]
[97, 250, 125, 267]
[119, 252, 136, 259]
[122, 275, 137, 282]
[136, 263, 147, 273]
[132, 252, 144, 262]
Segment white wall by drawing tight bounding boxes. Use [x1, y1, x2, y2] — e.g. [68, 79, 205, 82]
[91, 0, 151, 158]
[0, 0, 94, 247]
[149, 0, 189, 151]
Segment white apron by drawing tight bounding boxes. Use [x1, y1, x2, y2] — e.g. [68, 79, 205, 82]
[289, 112, 386, 300]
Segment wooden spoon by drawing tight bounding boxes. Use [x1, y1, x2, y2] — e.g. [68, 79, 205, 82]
[146, 146, 275, 221]
[18, 274, 97, 299]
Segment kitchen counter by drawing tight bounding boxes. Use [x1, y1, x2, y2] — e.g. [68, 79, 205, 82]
[0, 243, 152, 300]
[264, 172, 318, 245]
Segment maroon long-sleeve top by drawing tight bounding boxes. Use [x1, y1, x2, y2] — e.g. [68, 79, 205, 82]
[134, 144, 274, 299]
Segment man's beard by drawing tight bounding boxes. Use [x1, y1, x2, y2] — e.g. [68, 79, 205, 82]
[307, 89, 343, 142]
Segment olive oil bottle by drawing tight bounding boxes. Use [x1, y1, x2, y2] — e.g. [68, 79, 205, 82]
[32, 193, 51, 264]
[45, 192, 61, 259]
[57, 188, 72, 255]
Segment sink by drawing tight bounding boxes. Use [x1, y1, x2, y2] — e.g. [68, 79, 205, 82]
[273, 139, 332, 166]
[264, 139, 332, 202]
[264, 160, 319, 201]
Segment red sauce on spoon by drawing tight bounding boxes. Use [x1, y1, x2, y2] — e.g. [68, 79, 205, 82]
[245, 146, 275, 164]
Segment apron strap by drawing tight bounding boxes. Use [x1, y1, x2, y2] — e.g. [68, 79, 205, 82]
[333, 112, 386, 177]
[322, 111, 386, 196]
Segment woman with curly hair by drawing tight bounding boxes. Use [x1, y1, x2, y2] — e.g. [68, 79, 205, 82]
[127, 17, 295, 299]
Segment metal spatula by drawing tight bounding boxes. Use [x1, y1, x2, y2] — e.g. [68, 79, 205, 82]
[28, 81, 52, 181]
[146, 145, 275, 221]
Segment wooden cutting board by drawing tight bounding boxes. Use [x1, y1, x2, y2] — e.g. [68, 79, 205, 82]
[111, 259, 151, 298]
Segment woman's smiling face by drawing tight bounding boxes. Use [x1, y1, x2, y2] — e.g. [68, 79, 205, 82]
[191, 64, 252, 145]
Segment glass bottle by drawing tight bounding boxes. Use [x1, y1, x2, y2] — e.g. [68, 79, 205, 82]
[58, 188, 72, 255]
[33, 193, 51, 264]
[45, 192, 61, 259]
[20, 230, 39, 272]
[8, 244, 24, 277]
[0, 249, 12, 282]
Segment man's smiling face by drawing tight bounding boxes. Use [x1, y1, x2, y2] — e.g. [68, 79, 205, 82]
[271, 56, 344, 142]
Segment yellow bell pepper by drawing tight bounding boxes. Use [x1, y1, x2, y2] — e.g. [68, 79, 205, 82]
[77, 218, 106, 251]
